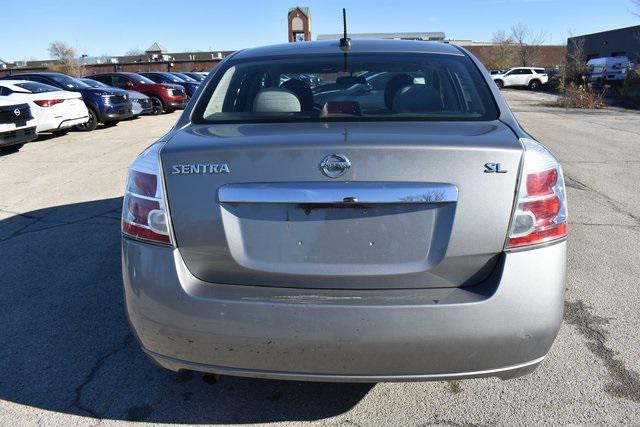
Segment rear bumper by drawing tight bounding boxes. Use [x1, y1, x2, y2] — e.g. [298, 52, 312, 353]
[0, 126, 37, 147]
[56, 116, 89, 130]
[123, 239, 566, 382]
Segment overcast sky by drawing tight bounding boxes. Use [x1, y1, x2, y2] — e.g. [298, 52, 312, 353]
[2, 0, 638, 61]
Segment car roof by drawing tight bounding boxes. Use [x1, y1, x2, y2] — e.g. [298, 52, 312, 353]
[6, 72, 66, 77]
[89, 71, 141, 77]
[0, 79, 31, 86]
[231, 39, 464, 61]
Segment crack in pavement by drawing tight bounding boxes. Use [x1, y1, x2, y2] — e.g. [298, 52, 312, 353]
[564, 174, 640, 226]
[564, 300, 640, 403]
[0, 207, 121, 245]
[67, 334, 134, 419]
[0, 207, 45, 219]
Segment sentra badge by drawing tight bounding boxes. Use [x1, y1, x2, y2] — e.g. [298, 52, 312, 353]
[171, 163, 230, 175]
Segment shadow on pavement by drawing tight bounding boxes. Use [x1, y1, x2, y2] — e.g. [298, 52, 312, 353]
[0, 198, 373, 423]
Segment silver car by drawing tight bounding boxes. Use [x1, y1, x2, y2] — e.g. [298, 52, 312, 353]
[122, 40, 568, 382]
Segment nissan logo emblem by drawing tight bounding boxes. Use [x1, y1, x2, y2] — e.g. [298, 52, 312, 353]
[320, 153, 351, 178]
[14, 108, 20, 116]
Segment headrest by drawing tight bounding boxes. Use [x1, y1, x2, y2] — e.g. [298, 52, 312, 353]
[252, 88, 301, 113]
[384, 74, 415, 110]
[280, 79, 313, 111]
[392, 85, 442, 113]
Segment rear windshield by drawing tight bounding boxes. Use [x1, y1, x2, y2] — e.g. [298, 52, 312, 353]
[193, 52, 498, 123]
[48, 74, 89, 89]
[15, 82, 60, 93]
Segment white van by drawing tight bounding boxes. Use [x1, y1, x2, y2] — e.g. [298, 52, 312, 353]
[586, 56, 632, 83]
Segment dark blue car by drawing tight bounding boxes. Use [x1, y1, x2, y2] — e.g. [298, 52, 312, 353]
[139, 72, 200, 98]
[0, 72, 133, 131]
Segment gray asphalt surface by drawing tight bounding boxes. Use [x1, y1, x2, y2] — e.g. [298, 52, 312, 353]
[0, 91, 639, 426]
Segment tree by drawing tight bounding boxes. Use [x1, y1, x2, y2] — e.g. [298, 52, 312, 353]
[48, 41, 83, 76]
[510, 23, 547, 67]
[567, 35, 586, 73]
[125, 47, 144, 56]
[487, 30, 515, 70]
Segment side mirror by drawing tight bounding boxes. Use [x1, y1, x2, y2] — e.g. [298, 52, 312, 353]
[125, 81, 135, 89]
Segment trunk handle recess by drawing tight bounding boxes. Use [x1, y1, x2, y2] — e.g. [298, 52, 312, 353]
[218, 182, 458, 205]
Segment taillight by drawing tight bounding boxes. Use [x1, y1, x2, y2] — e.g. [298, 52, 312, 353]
[507, 138, 568, 248]
[34, 99, 64, 107]
[122, 142, 172, 245]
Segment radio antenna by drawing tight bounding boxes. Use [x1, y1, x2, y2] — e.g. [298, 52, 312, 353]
[339, 8, 351, 50]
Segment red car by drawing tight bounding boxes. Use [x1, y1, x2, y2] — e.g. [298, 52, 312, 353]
[86, 72, 188, 114]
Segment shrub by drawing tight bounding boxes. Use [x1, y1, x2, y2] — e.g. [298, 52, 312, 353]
[617, 68, 640, 97]
[555, 82, 606, 109]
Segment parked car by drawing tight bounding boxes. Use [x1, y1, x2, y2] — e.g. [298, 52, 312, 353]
[181, 72, 207, 82]
[0, 100, 37, 152]
[0, 80, 89, 134]
[492, 67, 549, 90]
[170, 72, 200, 83]
[81, 78, 153, 117]
[122, 39, 568, 383]
[86, 72, 187, 115]
[139, 72, 200, 97]
[0, 72, 132, 131]
[313, 71, 422, 111]
[586, 56, 632, 84]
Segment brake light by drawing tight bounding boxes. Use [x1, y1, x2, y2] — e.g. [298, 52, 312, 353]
[122, 142, 172, 245]
[507, 138, 568, 248]
[34, 99, 64, 107]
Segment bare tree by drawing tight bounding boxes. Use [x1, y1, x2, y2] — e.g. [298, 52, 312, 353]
[510, 23, 547, 67]
[487, 30, 515, 70]
[48, 41, 84, 76]
[567, 35, 586, 72]
[632, 0, 640, 16]
[125, 47, 144, 56]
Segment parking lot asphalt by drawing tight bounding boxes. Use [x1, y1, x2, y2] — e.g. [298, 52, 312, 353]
[1, 92, 639, 426]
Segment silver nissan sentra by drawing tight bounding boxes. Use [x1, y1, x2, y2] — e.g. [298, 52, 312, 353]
[122, 39, 567, 382]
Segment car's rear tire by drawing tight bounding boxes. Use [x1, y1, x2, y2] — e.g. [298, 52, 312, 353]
[149, 97, 164, 115]
[75, 107, 98, 132]
[495, 80, 504, 89]
[529, 79, 541, 90]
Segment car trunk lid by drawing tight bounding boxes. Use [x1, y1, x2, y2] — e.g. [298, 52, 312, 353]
[161, 121, 522, 289]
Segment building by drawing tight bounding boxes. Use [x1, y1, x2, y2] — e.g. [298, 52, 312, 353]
[288, 7, 311, 42]
[318, 32, 446, 42]
[317, 32, 565, 68]
[568, 25, 640, 62]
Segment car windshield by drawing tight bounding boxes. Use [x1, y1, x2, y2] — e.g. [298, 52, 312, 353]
[15, 82, 60, 93]
[185, 73, 205, 81]
[174, 73, 197, 82]
[81, 79, 109, 89]
[49, 74, 90, 89]
[194, 52, 498, 123]
[133, 74, 156, 84]
[162, 73, 185, 83]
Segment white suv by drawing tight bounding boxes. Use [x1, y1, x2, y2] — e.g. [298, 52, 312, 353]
[0, 101, 37, 152]
[492, 67, 548, 90]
